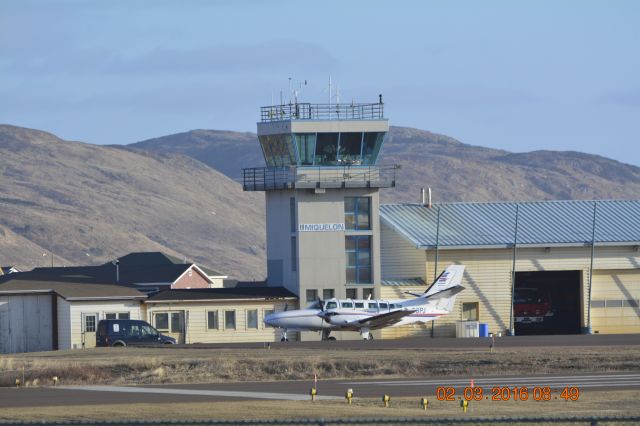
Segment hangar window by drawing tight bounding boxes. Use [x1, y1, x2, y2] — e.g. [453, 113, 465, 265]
[306, 289, 318, 303]
[346, 288, 358, 299]
[207, 311, 219, 330]
[591, 300, 606, 308]
[606, 300, 623, 308]
[323, 289, 335, 300]
[225, 311, 236, 330]
[624, 299, 639, 308]
[462, 302, 479, 321]
[247, 310, 259, 329]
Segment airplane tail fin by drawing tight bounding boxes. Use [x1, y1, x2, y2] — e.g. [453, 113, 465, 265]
[417, 264, 466, 312]
[422, 264, 465, 298]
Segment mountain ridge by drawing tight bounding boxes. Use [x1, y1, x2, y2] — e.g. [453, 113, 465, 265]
[2, 123, 639, 279]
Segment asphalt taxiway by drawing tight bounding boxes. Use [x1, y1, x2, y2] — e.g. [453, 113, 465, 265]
[1, 372, 639, 407]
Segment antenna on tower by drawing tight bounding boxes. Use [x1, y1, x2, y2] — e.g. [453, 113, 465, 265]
[293, 79, 307, 105]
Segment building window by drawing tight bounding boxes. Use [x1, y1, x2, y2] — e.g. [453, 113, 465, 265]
[462, 302, 479, 321]
[323, 289, 335, 300]
[170, 312, 183, 333]
[344, 197, 371, 230]
[346, 288, 358, 299]
[105, 312, 130, 320]
[306, 289, 318, 303]
[294, 133, 316, 165]
[338, 132, 363, 164]
[207, 311, 219, 330]
[346, 235, 372, 284]
[362, 288, 374, 300]
[247, 309, 258, 329]
[264, 309, 274, 327]
[291, 236, 297, 272]
[314, 133, 339, 165]
[225, 311, 236, 330]
[84, 315, 96, 333]
[155, 313, 169, 331]
[290, 197, 296, 232]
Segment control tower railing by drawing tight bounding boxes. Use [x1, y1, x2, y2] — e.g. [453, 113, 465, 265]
[242, 165, 397, 191]
[260, 102, 384, 122]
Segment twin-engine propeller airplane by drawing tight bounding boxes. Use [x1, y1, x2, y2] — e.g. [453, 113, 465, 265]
[264, 264, 465, 341]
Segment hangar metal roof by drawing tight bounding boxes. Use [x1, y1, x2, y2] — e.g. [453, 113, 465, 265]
[380, 200, 640, 249]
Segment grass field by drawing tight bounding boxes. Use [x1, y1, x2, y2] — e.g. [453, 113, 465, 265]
[0, 390, 639, 421]
[1, 344, 639, 387]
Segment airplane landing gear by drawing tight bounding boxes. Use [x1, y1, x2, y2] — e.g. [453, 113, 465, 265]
[360, 328, 373, 340]
[321, 330, 336, 341]
[281, 330, 289, 342]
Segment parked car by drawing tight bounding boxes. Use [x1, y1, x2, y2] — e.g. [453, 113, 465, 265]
[96, 319, 176, 347]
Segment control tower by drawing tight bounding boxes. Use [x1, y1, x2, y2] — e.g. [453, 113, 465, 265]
[243, 98, 396, 339]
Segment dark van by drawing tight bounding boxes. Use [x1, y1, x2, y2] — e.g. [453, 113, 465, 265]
[96, 319, 176, 347]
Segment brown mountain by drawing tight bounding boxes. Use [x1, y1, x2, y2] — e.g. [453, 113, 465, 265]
[130, 126, 640, 203]
[0, 125, 265, 279]
[3, 123, 639, 279]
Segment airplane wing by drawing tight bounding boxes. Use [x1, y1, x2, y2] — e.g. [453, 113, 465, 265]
[355, 309, 416, 330]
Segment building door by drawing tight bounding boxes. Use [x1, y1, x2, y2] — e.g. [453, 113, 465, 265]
[82, 313, 98, 348]
[514, 271, 581, 335]
[591, 269, 640, 334]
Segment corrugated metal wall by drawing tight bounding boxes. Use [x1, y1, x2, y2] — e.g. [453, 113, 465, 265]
[379, 230, 640, 338]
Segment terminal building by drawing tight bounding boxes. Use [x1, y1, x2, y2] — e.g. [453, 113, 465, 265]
[244, 98, 640, 340]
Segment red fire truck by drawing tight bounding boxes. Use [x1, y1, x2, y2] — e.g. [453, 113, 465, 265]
[514, 287, 554, 325]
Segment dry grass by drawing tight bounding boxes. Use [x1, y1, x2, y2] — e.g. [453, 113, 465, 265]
[0, 390, 639, 421]
[1, 345, 639, 387]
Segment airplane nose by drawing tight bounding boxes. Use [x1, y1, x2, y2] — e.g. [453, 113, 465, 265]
[264, 313, 277, 327]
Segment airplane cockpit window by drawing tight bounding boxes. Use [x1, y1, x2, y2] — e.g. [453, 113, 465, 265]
[325, 301, 338, 309]
[340, 301, 353, 308]
[354, 302, 364, 308]
[389, 303, 400, 309]
[367, 302, 377, 309]
[379, 302, 388, 309]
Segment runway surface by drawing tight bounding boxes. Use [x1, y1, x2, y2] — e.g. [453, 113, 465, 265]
[2, 372, 639, 407]
[172, 333, 640, 351]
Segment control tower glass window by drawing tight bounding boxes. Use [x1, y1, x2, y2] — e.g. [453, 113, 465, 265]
[258, 134, 296, 167]
[294, 133, 316, 165]
[362, 132, 385, 165]
[338, 132, 363, 165]
[314, 133, 339, 165]
[346, 235, 372, 284]
[344, 197, 371, 230]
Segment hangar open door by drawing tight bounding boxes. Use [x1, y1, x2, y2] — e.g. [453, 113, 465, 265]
[514, 270, 581, 335]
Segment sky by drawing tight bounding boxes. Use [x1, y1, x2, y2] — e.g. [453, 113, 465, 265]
[1, 0, 639, 166]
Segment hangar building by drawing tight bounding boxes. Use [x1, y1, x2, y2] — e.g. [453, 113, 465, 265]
[379, 200, 640, 338]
